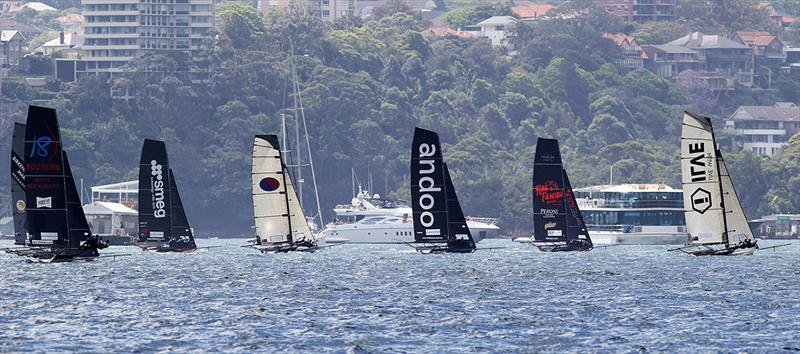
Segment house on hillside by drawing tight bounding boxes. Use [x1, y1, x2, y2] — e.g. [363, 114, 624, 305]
[463, 16, 518, 46]
[725, 102, 800, 157]
[35, 31, 82, 58]
[732, 31, 784, 63]
[511, 4, 554, 21]
[424, 26, 475, 39]
[603, 33, 647, 68]
[666, 32, 753, 85]
[642, 44, 700, 78]
[0, 30, 25, 69]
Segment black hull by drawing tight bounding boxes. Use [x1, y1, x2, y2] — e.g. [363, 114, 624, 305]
[412, 244, 477, 254]
[2, 246, 100, 262]
[533, 240, 593, 253]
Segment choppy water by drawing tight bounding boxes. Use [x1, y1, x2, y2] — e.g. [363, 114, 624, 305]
[1, 239, 798, 353]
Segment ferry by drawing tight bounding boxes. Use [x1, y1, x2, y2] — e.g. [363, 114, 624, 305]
[318, 189, 501, 244]
[574, 184, 689, 245]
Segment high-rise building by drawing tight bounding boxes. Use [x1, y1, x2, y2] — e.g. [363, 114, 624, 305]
[258, 0, 356, 21]
[593, 0, 675, 23]
[80, 0, 214, 77]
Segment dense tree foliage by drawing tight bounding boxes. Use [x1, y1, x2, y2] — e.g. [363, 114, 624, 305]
[1, 2, 799, 236]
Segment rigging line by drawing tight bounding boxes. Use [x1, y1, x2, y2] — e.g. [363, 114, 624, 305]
[295, 51, 324, 230]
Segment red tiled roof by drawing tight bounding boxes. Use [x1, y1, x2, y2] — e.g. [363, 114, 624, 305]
[753, 35, 776, 46]
[511, 4, 554, 18]
[784, 15, 799, 23]
[425, 26, 475, 38]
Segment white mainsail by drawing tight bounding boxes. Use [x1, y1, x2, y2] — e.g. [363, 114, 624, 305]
[718, 156, 756, 246]
[252, 135, 314, 246]
[680, 112, 726, 244]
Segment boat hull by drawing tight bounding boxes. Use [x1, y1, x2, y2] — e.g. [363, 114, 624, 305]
[1, 246, 100, 262]
[321, 221, 498, 244]
[531, 240, 593, 253]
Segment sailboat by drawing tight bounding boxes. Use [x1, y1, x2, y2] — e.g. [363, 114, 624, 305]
[250, 134, 317, 253]
[137, 139, 196, 252]
[2, 105, 107, 262]
[10, 122, 27, 245]
[673, 112, 758, 256]
[409, 127, 476, 253]
[530, 138, 593, 252]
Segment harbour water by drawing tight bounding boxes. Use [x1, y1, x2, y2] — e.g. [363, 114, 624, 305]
[1, 239, 798, 353]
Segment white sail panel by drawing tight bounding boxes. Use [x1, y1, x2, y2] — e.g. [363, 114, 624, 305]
[718, 157, 756, 245]
[285, 172, 314, 243]
[680, 112, 725, 244]
[252, 136, 290, 244]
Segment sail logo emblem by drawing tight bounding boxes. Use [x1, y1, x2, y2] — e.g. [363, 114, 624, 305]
[150, 160, 166, 218]
[259, 177, 280, 192]
[36, 196, 52, 208]
[535, 180, 563, 206]
[544, 221, 557, 229]
[16, 200, 25, 211]
[29, 136, 53, 158]
[691, 188, 711, 214]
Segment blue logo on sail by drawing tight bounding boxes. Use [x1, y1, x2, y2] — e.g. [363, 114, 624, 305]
[29, 136, 53, 158]
[260, 177, 280, 192]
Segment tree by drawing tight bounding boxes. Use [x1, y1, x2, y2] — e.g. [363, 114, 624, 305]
[216, 2, 265, 49]
[371, 0, 412, 20]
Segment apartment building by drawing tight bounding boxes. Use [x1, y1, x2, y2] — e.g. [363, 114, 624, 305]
[258, 0, 356, 20]
[594, 0, 675, 23]
[80, 0, 213, 77]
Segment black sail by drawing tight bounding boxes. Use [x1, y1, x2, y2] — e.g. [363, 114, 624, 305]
[563, 171, 592, 246]
[410, 127, 449, 243]
[138, 139, 172, 243]
[532, 138, 568, 243]
[63, 151, 93, 248]
[168, 169, 196, 247]
[24, 106, 68, 247]
[10, 122, 27, 245]
[443, 163, 476, 250]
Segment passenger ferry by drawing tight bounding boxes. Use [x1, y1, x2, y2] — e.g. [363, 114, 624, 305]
[318, 189, 501, 244]
[574, 184, 689, 245]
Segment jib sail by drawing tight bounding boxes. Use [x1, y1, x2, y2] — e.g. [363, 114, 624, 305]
[168, 169, 195, 247]
[11, 122, 27, 245]
[563, 171, 592, 245]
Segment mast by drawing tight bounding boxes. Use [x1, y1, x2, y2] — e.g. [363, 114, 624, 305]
[707, 118, 730, 246]
[279, 141, 294, 244]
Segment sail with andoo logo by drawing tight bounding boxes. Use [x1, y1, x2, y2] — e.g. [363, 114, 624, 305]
[409, 127, 476, 253]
